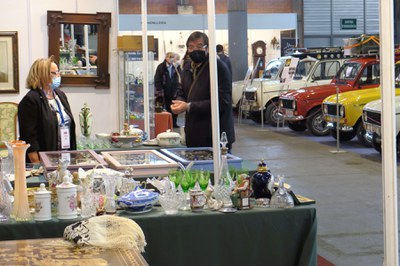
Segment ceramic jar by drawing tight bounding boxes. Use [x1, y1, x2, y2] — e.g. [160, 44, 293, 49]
[251, 160, 274, 199]
[34, 183, 52, 221]
[156, 130, 181, 147]
[189, 188, 207, 211]
[56, 176, 78, 219]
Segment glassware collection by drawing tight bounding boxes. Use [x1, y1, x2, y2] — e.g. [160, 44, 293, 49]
[0, 133, 300, 223]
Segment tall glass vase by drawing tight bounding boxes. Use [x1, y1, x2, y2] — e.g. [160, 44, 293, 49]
[11, 143, 31, 221]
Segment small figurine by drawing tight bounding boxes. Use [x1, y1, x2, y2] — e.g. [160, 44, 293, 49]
[204, 186, 223, 210]
[232, 173, 252, 210]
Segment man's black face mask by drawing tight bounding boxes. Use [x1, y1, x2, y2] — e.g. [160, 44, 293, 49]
[189, 50, 207, 63]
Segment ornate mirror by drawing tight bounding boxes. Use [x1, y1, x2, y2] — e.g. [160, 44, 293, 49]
[47, 11, 111, 88]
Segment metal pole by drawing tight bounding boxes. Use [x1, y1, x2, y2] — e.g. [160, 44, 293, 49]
[330, 86, 346, 154]
[207, 0, 221, 185]
[260, 79, 264, 128]
[141, 0, 150, 135]
[379, 0, 398, 264]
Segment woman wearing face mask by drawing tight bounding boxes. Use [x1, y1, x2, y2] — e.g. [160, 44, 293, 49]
[18, 56, 77, 163]
[171, 31, 235, 150]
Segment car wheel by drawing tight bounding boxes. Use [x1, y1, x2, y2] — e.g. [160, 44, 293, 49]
[306, 109, 330, 136]
[330, 129, 357, 141]
[249, 111, 262, 123]
[265, 101, 282, 127]
[287, 121, 307, 131]
[355, 121, 372, 147]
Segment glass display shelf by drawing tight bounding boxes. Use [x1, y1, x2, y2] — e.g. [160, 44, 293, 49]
[118, 50, 156, 138]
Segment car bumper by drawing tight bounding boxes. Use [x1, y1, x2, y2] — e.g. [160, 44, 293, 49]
[326, 122, 354, 132]
[280, 109, 304, 121]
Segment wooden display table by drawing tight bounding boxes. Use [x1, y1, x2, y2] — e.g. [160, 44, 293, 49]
[0, 238, 148, 265]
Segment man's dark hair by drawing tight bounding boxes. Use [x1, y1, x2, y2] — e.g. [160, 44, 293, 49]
[216, 44, 224, 53]
[186, 31, 209, 48]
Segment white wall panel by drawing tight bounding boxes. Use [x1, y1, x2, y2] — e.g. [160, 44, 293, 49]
[304, 0, 331, 35]
[365, 0, 379, 33]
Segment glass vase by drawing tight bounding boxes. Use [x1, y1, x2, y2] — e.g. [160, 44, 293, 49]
[0, 157, 11, 222]
[103, 174, 117, 214]
[11, 143, 31, 221]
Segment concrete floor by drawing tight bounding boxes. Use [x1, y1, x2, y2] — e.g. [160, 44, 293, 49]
[229, 119, 393, 266]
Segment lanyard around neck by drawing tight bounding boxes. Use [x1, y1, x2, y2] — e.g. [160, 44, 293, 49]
[54, 95, 65, 125]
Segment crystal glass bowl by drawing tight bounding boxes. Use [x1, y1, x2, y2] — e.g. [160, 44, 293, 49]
[159, 193, 183, 215]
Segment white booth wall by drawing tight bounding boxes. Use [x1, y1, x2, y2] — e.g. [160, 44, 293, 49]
[0, 0, 119, 136]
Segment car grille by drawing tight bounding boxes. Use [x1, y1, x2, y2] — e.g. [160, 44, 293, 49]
[244, 91, 256, 101]
[364, 110, 381, 126]
[281, 99, 294, 110]
[325, 103, 340, 116]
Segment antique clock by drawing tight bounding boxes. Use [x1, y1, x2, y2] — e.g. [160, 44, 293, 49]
[252, 41, 266, 78]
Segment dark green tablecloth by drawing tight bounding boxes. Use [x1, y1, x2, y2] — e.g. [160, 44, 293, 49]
[0, 206, 316, 266]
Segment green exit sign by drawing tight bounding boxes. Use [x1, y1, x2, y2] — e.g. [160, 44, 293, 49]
[341, 18, 357, 30]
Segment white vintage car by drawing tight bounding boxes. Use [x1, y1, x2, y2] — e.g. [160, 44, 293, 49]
[232, 54, 346, 126]
[362, 96, 400, 152]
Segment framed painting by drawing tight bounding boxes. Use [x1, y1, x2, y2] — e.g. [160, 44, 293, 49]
[0, 31, 19, 93]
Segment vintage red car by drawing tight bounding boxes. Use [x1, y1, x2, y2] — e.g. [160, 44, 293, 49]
[278, 56, 380, 136]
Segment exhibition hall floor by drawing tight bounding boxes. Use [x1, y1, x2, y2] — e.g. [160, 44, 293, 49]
[227, 118, 396, 266]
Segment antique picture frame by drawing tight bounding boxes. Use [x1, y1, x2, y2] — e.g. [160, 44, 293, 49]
[0, 31, 19, 93]
[47, 11, 111, 88]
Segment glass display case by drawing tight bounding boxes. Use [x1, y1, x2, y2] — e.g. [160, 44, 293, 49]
[118, 50, 155, 138]
[101, 150, 178, 177]
[39, 150, 107, 171]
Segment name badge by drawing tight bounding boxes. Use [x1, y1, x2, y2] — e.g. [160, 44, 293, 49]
[60, 126, 71, 149]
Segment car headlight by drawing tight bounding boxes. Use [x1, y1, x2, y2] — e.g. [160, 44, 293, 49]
[339, 105, 345, 117]
[362, 111, 367, 123]
[292, 100, 296, 110]
[322, 104, 328, 114]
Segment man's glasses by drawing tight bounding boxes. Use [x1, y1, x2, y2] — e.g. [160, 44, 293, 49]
[187, 44, 207, 51]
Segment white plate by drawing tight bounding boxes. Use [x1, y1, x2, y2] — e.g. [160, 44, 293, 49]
[142, 139, 158, 146]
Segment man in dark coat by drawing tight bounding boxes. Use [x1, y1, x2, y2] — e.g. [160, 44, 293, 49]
[216, 44, 232, 75]
[154, 52, 180, 127]
[171, 31, 235, 150]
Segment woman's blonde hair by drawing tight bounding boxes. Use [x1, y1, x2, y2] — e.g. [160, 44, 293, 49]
[26, 56, 55, 90]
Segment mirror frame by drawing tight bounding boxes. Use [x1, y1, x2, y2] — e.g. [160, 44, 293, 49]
[47, 10, 111, 88]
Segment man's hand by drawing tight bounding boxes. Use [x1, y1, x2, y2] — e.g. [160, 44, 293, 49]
[171, 100, 188, 114]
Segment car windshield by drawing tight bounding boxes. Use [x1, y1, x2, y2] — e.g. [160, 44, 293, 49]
[336, 62, 362, 82]
[263, 59, 283, 79]
[293, 60, 315, 80]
